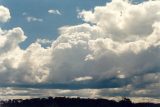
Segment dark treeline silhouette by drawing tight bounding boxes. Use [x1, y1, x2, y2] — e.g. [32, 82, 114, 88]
[0, 97, 160, 107]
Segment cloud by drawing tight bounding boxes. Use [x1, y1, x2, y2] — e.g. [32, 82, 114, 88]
[0, 0, 160, 100]
[48, 9, 61, 15]
[26, 16, 43, 22]
[0, 27, 26, 53]
[0, 5, 11, 23]
[22, 12, 27, 16]
[0, 87, 160, 103]
[36, 38, 53, 45]
[73, 76, 93, 82]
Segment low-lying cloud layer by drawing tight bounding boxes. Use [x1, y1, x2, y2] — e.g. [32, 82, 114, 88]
[0, 0, 160, 101]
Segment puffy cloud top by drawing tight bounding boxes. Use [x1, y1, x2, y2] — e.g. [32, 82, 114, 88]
[0, 6, 11, 23]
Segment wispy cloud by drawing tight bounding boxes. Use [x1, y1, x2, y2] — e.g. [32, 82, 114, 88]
[26, 16, 43, 22]
[22, 12, 27, 16]
[48, 9, 62, 15]
[36, 38, 53, 44]
[73, 76, 93, 82]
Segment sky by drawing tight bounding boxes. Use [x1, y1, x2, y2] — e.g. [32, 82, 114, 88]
[0, 0, 160, 103]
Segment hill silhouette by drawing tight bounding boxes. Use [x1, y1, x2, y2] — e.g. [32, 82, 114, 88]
[0, 97, 159, 107]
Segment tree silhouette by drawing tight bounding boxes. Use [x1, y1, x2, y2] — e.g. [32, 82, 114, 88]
[0, 97, 159, 107]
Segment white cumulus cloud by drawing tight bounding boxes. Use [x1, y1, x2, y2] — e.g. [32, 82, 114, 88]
[0, 0, 160, 101]
[0, 5, 11, 23]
